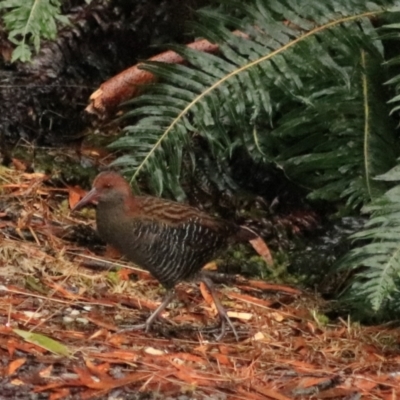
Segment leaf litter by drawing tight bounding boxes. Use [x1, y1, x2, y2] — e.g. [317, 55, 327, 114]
[0, 167, 399, 399]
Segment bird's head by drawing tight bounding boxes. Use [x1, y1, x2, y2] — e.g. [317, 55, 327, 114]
[72, 171, 132, 211]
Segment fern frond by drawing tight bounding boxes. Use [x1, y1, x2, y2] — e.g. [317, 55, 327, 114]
[334, 10, 400, 316]
[276, 47, 397, 208]
[0, 0, 68, 62]
[338, 173, 400, 312]
[112, 0, 398, 203]
[382, 15, 400, 112]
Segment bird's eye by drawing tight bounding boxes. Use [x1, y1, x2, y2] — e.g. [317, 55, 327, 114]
[105, 183, 112, 189]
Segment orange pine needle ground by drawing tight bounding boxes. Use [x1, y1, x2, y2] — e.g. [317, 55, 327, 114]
[0, 167, 399, 399]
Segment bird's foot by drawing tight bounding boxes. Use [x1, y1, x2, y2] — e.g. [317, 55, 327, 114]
[219, 313, 239, 342]
[200, 275, 239, 342]
[117, 289, 176, 335]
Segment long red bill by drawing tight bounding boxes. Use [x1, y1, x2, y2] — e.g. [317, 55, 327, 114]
[72, 188, 99, 211]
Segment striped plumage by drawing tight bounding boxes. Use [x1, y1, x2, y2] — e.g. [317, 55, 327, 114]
[73, 171, 257, 340]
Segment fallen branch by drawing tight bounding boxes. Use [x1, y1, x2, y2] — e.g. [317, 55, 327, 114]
[86, 31, 248, 118]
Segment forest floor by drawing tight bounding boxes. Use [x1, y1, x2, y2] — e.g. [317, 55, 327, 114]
[0, 167, 399, 400]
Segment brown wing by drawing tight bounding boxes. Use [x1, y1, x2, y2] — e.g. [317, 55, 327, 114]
[133, 195, 240, 237]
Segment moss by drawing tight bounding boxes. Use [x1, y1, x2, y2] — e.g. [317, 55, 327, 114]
[218, 244, 305, 285]
[311, 310, 330, 327]
[11, 145, 98, 186]
[107, 271, 121, 285]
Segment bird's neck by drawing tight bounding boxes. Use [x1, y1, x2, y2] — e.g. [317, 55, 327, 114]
[96, 194, 140, 226]
[104, 190, 141, 209]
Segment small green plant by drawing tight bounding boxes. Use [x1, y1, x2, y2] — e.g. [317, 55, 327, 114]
[0, 0, 68, 62]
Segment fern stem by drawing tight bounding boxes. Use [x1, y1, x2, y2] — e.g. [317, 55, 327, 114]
[23, 0, 40, 49]
[361, 50, 373, 200]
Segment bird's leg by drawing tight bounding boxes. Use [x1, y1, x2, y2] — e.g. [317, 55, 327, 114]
[144, 289, 176, 331]
[119, 289, 176, 333]
[200, 275, 239, 341]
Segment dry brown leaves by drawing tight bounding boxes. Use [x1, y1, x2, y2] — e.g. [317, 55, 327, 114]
[0, 168, 400, 399]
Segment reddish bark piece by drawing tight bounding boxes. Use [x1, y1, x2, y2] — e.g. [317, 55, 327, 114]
[117, 268, 133, 281]
[86, 39, 219, 118]
[39, 365, 53, 377]
[298, 376, 334, 388]
[226, 292, 275, 309]
[108, 293, 163, 311]
[199, 281, 215, 308]
[7, 358, 26, 375]
[49, 388, 71, 400]
[244, 280, 302, 295]
[85, 359, 110, 378]
[292, 336, 307, 352]
[68, 185, 87, 209]
[275, 358, 321, 372]
[35, 382, 70, 393]
[86, 31, 249, 118]
[74, 367, 150, 390]
[209, 352, 233, 367]
[170, 362, 223, 388]
[7, 338, 47, 356]
[249, 236, 274, 266]
[87, 350, 139, 363]
[353, 377, 378, 391]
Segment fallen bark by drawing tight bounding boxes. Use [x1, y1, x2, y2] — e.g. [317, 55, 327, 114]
[86, 38, 220, 118]
[86, 31, 249, 118]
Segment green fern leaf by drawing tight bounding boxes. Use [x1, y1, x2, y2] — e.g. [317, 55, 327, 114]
[111, 0, 397, 203]
[338, 183, 400, 312]
[0, 0, 68, 62]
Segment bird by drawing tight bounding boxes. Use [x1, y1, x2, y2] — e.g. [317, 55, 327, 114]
[72, 171, 258, 340]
